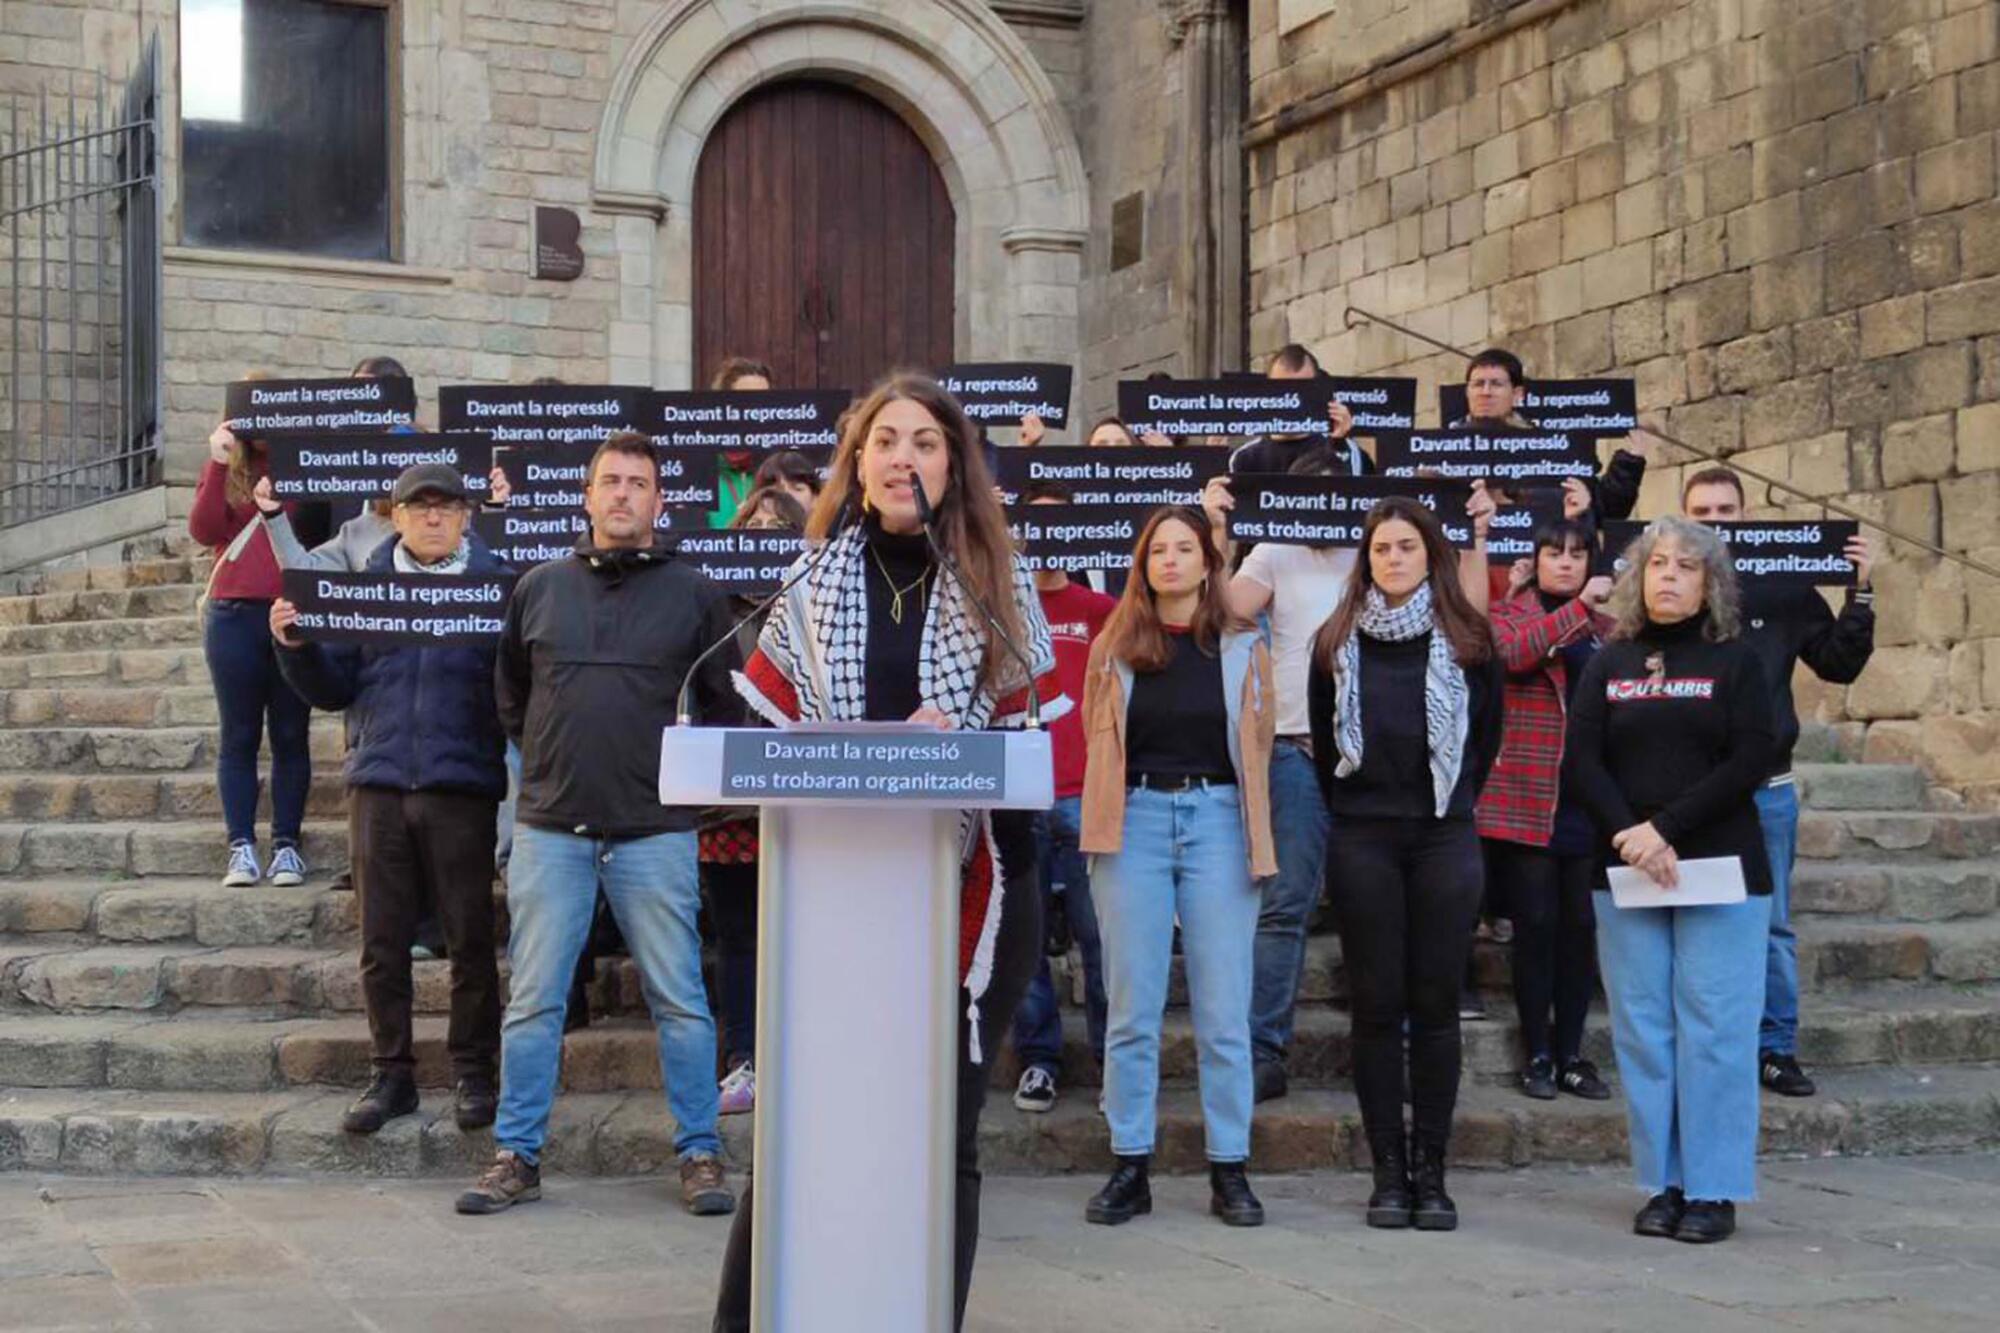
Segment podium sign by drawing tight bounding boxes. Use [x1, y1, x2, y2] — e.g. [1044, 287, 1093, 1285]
[661, 725, 1051, 1332]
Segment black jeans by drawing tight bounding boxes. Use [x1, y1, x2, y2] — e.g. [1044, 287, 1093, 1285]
[349, 786, 501, 1082]
[1326, 815, 1483, 1146]
[702, 859, 759, 1068]
[713, 853, 1042, 1332]
[1486, 839, 1598, 1065]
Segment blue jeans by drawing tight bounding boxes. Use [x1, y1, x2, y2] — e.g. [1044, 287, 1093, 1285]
[494, 740, 522, 873]
[1595, 891, 1773, 1201]
[1011, 797, 1106, 1076]
[203, 599, 312, 847]
[1250, 742, 1332, 1067]
[1753, 783, 1800, 1056]
[495, 825, 719, 1162]
[1095, 784, 1259, 1162]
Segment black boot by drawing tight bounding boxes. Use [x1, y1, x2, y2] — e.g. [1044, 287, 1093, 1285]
[1209, 1161, 1264, 1227]
[342, 1069, 419, 1135]
[453, 1075, 497, 1131]
[1412, 1134, 1457, 1231]
[1085, 1155, 1151, 1225]
[1365, 1133, 1413, 1229]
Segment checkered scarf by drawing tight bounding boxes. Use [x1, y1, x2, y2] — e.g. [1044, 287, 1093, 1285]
[735, 523, 1067, 1061]
[1332, 581, 1469, 818]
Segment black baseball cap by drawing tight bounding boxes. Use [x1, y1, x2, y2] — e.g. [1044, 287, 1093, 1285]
[391, 463, 470, 506]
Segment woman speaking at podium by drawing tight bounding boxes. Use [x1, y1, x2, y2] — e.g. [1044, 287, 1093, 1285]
[715, 373, 1067, 1332]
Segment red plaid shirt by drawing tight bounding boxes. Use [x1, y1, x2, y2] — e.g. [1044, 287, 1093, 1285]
[1475, 590, 1610, 846]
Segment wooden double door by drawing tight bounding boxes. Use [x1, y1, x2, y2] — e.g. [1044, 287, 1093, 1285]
[692, 80, 956, 392]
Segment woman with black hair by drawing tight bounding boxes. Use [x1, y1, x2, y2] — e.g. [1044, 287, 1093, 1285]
[1307, 497, 1504, 1232]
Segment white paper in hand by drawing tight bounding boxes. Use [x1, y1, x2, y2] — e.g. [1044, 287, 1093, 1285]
[1607, 856, 1748, 909]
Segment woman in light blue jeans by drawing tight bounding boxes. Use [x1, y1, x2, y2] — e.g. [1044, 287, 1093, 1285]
[1079, 507, 1276, 1228]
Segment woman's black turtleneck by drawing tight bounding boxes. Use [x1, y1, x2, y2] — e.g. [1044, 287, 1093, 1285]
[1562, 609, 1777, 892]
[862, 513, 936, 721]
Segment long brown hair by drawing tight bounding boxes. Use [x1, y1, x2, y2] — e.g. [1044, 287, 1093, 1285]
[1313, 496, 1492, 669]
[809, 372, 1025, 691]
[223, 369, 277, 507]
[1098, 505, 1244, 672]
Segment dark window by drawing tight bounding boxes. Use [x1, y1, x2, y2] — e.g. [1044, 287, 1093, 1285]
[179, 0, 391, 260]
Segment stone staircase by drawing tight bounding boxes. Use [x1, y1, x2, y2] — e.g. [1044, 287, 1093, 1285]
[1, 552, 1996, 1178]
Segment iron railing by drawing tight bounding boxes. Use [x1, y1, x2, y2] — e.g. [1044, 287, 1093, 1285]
[0, 34, 163, 529]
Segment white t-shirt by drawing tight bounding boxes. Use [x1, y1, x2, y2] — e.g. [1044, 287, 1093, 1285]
[1237, 541, 1358, 738]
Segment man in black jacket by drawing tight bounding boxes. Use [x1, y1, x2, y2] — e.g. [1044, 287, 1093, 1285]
[272, 464, 508, 1138]
[457, 432, 745, 1218]
[1683, 467, 1877, 1098]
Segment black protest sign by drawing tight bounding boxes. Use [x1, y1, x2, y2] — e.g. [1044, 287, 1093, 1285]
[1227, 475, 1476, 548]
[1010, 505, 1144, 574]
[225, 377, 416, 435]
[437, 384, 649, 446]
[1325, 377, 1418, 433]
[1484, 486, 1571, 567]
[939, 363, 1073, 427]
[669, 529, 809, 595]
[1375, 428, 1597, 481]
[1599, 520, 1860, 586]
[492, 442, 721, 510]
[650, 389, 852, 450]
[267, 434, 492, 501]
[473, 507, 712, 569]
[1437, 379, 1638, 435]
[991, 446, 1229, 507]
[281, 569, 513, 647]
[1117, 378, 1333, 438]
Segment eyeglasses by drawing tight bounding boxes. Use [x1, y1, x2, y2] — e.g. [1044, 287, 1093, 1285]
[397, 499, 466, 516]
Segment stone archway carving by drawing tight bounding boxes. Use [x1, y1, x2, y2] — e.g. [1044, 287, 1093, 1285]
[593, 0, 1090, 389]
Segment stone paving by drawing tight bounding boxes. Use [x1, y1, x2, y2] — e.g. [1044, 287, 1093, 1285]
[2, 1153, 1998, 1331]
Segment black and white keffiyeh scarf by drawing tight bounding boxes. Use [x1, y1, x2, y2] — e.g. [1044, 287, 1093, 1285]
[1331, 581, 1469, 818]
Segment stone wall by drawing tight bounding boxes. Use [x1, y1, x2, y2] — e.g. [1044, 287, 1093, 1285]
[1245, 0, 2000, 801]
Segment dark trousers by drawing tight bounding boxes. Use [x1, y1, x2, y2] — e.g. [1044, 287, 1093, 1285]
[1326, 815, 1483, 1146]
[713, 855, 1042, 1333]
[203, 599, 312, 846]
[703, 860, 759, 1068]
[1487, 839, 1598, 1065]
[351, 786, 502, 1082]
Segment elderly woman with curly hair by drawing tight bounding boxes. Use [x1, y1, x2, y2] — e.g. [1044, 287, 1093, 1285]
[1563, 515, 1775, 1246]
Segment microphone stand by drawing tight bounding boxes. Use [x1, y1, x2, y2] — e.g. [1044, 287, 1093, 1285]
[913, 483, 1043, 731]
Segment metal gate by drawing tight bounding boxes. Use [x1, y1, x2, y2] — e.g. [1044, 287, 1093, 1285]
[0, 34, 163, 529]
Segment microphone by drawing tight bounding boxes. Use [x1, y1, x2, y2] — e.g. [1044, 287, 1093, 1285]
[674, 492, 856, 727]
[913, 481, 1043, 730]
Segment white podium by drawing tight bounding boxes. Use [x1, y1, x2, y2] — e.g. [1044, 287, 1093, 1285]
[660, 723, 1053, 1333]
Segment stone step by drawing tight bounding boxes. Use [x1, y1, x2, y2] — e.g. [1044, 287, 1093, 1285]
[0, 771, 350, 822]
[0, 554, 203, 600]
[0, 646, 210, 690]
[0, 684, 220, 729]
[0, 879, 357, 948]
[3, 1063, 1995, 1177]
[1792, 861, 2000, 922]
[1797, 809, 2000, 862]
[1800, 919, 2000, 987]
[8, 984, 1999, 1099]
[0, 722, 344, 774]
[1792, 763, 1930, 812]
[0, 614, 204, 655]
[0, 584, 199, 628]
[0, 820, 350, 878]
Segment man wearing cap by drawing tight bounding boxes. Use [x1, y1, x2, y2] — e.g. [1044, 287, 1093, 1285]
[270, 463, 511, 1135]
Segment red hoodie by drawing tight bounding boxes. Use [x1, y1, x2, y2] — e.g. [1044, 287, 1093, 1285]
[188, 459, 288, 600]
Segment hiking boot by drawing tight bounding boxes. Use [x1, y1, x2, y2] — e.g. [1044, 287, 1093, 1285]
[455, 1150, 540, 1215]
[453, 1076, 497, 1131]
[1760, 1052, 1816, 1097]
[1085, 1155, 1151, 1225]
[1209, 1161, 1265, 1227]
[1013, 1066, 1057, 1113]
[222, 841, 260, 888]
[341, 1071, 418, 1135]
[681, 1153, 735, 1216]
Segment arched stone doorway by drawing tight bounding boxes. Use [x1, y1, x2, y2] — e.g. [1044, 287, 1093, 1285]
[692, 80, 955, 392]
[590, 0, 1088, 389]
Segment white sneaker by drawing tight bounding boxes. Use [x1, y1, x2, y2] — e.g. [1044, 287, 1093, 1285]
[222, 842, 260, 888]
[1013, 1066, 1057, 1113]
[267, 844, 306, 887]
[719, 1060, 756, 1115]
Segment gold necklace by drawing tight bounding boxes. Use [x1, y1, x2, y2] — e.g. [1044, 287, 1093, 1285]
[871, 545, 931, 625]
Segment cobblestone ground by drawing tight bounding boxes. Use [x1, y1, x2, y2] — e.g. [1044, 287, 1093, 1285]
[2, 1154, 1997, 1331]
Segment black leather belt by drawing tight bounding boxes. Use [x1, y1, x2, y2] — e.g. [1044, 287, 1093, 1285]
[1130, 772, 1236, 792]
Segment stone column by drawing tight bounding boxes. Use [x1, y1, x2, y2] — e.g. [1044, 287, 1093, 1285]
[1166, 0, 1246, 376]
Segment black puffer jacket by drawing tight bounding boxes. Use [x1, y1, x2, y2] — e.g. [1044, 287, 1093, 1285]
[496, 538, 744, 838]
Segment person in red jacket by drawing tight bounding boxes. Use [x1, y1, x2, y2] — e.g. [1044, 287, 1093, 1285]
[187, 410, 318, 888]
[1476, 517, 1616, 1101]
